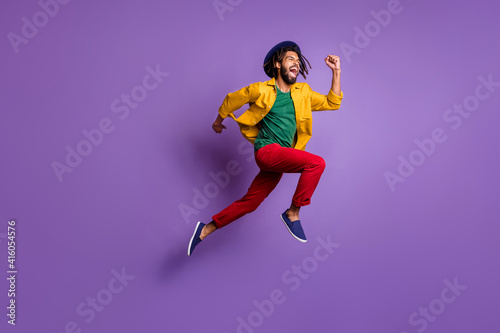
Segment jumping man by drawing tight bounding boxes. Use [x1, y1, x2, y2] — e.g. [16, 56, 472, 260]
[188, 41, 343, 256]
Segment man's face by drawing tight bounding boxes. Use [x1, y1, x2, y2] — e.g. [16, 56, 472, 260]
[277, 51, 300, 85]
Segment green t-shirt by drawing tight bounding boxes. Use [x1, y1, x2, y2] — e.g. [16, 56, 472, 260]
[254, 85, 296, 151]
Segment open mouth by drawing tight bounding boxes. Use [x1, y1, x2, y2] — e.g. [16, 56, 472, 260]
[290, 67, 298, 77]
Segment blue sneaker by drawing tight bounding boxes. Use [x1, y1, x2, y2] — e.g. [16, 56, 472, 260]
[280, 210, 307, 243]
[187, 222, 206, 256]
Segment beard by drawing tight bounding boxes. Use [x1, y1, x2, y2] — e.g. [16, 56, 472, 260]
[279, 66, 297, 85]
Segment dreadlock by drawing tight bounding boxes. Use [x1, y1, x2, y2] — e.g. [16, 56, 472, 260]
[263, 45, 312, 80]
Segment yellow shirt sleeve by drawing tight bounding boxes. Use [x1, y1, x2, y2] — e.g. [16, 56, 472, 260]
[311, 89, 343, 111]
[218, 82, 261, 119]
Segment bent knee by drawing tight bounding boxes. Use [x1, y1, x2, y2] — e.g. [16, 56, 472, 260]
[313, 156, 326, 171]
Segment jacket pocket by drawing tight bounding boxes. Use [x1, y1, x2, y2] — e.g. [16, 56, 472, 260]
[297, 114, 312, 136]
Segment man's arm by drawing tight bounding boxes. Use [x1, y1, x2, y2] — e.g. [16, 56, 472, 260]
[310, 55, 343, 111]
[212, 82, 260, 134]
[326, 54, 341, 96]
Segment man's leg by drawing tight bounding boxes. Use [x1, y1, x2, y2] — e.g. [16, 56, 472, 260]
[189, 144, 325, 253]
[198, 169, 283, 241]
[211, 170, 283, 228]
[189, 170, 282, 255]
[256, 143, 326, 215]
[253, 144, 326, 242]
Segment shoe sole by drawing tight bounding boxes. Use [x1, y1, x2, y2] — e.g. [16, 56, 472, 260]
[187, 221, 202, 256]
[280, 214, 307, 243]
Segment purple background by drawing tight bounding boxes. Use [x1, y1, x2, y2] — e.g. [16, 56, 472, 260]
[1, 0, 499, 332]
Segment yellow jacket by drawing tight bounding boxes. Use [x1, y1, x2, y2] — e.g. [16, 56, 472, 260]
[218, 77, 343, 151]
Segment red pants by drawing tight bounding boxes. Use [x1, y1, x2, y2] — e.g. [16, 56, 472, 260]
[212, 143, 326, 228]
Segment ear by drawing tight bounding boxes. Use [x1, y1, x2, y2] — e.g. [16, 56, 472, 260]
[275, 60, 281, 69]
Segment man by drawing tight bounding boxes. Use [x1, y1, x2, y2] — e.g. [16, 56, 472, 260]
[188, 41, 343, 256]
